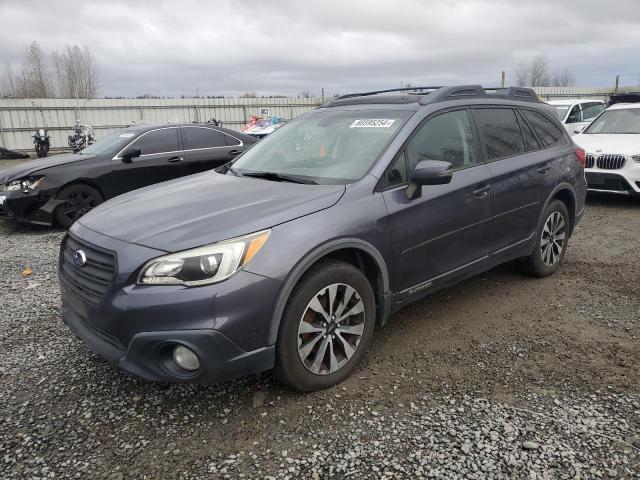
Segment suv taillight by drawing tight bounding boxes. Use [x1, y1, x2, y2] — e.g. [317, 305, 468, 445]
[575, 147, 586, 167]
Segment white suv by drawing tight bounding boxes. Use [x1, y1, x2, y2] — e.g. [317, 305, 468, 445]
[547, 99, 605, 135]
[573, 103, 640, 197]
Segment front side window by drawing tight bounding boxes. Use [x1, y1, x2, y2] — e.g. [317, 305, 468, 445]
[581, 103, 606, 122]
[231, 109, 412, 184]
[406, 110, 476, 171]
[585, 108, 640, 134]
[566, 105, 582, 124]
[131, 128, 179, 155]
[473, 108, 525, 160]
[521, 110, 564, 147]
[183, 127, 227, 150]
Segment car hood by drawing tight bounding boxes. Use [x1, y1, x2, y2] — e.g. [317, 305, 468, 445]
[0, 153, 93, 185]
[573, 133, 640, 156]
[78, 171, 346, 252]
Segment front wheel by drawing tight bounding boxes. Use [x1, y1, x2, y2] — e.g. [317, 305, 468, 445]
[520, 199, 570, 277]
[54, 184, 104, 228]
[275, 260, 375, 391]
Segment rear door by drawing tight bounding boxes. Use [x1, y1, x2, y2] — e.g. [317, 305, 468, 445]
[109, 127, 186, 196]
[181, 126, 243, 174]
[473, 107, 559, 255]
[382, 108, 495, 294]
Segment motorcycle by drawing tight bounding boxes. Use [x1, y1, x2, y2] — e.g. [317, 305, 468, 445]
[68, 123, 95, 153]
[33, 128, 50, 158]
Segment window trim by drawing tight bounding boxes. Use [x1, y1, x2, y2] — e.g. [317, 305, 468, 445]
[515, 109, 541, 152]
[376, 106, 481, 192]
[518, 107, 567, 150]
[180, 125, 244, 152]
[112, 126, 181, 160]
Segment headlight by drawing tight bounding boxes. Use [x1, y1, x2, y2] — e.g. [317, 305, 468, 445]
[632, 155, 640, 163]
[138, 230, 270, 286]
[5, 176, 44, 192]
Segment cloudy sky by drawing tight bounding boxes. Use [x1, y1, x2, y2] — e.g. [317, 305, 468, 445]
[1, 0, 639, 97]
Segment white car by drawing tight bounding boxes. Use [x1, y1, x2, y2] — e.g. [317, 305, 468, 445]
[572, 103, 640, 197]
[546, 99, 606, 135]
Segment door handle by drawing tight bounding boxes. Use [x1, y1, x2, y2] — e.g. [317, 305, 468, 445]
[537, 164, 552, 174]
[228, 150, 241, 157]
[167, 156, 183, 163]
[472, 184, 491, 198]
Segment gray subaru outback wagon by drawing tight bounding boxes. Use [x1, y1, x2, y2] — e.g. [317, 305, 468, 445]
[59, 85, 587, 391]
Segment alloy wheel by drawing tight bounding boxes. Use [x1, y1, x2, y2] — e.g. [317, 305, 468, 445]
[540, 211, 566, 267]
[61, 191, 99, 223]
[297, 283, 366, 375]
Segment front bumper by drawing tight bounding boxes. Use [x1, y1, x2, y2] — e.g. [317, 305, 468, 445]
[584, 161, 640, 197]
[0, 188, 62, 226]
[59, 223, 280, 383]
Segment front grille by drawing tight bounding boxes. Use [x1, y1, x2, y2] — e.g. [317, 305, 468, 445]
[60, 234, 117, 304]
[585, 154, 596, 169]
[596, 154, 626, 170]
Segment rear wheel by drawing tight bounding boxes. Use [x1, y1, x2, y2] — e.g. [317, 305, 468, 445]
[275, 260, 375, 391]
[520, 199, 570, 277]
[54, 184, 104, 228]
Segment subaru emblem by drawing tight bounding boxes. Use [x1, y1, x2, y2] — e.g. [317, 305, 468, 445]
[73, 250, 87, 267]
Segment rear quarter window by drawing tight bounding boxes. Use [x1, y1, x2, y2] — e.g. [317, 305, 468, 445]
[521, 109, 564, 147]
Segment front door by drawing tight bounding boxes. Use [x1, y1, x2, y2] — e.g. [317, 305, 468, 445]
[109, 127, 186, 196]
[381, 109, 495, 294]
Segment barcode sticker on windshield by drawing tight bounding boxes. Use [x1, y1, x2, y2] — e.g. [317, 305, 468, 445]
[349, 119, 396, 128]
[119, 133, 135, 138]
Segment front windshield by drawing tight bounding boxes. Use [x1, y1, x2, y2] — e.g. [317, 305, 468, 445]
[585, 108, 640, 134]
[78, 130, 137, 155]
[553, 105, 570, 120]
[230, 109, 413, 184]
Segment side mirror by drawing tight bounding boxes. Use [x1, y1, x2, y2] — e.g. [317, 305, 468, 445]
[405, 159, 453, 200]
[573, 125, 585, 134]
[120, 146, 141, 163]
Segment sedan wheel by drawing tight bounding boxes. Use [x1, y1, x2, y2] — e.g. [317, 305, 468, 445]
[55, 184, 104, 228]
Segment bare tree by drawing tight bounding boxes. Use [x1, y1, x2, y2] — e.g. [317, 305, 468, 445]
[514, 54, 576, 88]
[551, 68, 575, 87]
[0, 64, 17, 98]
[515, 54, 550, 87]
[53, 44, 99, 98]
[299, 90, 312, 98]
[2, 42, 53, 97]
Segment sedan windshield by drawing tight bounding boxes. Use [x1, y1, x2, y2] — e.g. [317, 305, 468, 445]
[553, 105, 570, 120]
[230, 109, 413, 184]
[78, 130, 138, 155]
[585, 108, 640, 134]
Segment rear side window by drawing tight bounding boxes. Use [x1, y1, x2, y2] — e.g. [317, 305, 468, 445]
[516, 111, 540, 151]
[182, 127, 227, 150]
[581, 103, 605, 122]
[473, 108, 524, 160]
[521, 110, 564, 147]
[131, 128, 179, 155]
[225, 134, 241, 146]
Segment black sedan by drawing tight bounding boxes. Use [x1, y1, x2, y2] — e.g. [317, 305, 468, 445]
[0, 123, 257, 228]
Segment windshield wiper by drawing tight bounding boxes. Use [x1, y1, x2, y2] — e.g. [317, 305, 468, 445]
[241, 171, 317, 184]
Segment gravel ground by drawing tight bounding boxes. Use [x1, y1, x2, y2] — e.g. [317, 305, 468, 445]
[0, 187, 639, 479]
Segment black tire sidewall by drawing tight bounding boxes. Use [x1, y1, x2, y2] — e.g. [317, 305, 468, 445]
[54, 184, 103, 228]
[275, 261, 376, 391]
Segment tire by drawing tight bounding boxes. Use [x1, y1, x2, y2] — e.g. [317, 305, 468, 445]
[520, 199, 570, 277]
[54, 184, 104, 229]
[274, 260, 376, 391]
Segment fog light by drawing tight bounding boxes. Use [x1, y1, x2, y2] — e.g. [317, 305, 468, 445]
[172, 345, 200, 371]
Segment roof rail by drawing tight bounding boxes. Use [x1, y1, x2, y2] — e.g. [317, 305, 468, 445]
[333, 86, 445, 101]
[324, 85, 540, 107]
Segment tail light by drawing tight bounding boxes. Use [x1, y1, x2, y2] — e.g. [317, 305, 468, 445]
[575, 147, 586, 167]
